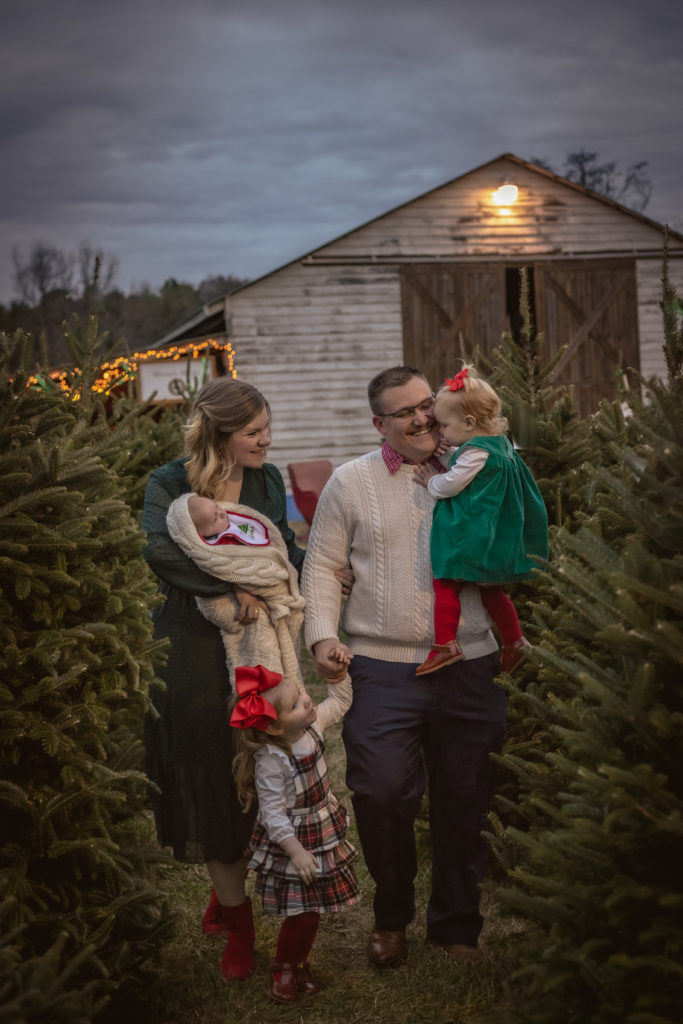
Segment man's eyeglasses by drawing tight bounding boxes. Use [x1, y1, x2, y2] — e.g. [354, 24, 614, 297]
[380, 395, 435, 421]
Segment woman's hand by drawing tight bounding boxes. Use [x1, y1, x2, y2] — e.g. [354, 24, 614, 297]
[234, 588, 269, 624]
[334, 565, 355, 596]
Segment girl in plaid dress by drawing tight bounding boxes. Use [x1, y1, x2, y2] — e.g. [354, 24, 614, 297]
[230, 663, 360, 1004]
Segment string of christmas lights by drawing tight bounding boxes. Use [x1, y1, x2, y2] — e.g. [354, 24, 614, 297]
[27, 339, 236, 398]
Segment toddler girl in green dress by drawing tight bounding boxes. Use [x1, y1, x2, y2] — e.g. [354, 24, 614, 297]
[414, 367, 548, 677]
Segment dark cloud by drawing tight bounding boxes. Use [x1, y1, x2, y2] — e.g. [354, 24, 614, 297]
[2, 0, 682, 300]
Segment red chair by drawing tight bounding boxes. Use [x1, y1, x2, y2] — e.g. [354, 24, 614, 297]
[287, 459, 333, 525]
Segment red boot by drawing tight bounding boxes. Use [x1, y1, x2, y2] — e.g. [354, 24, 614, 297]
[220, 897, 255, 981]
[202, 888, 228, 935]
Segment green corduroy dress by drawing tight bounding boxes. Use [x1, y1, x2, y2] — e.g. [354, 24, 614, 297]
[430, 436, 548, 585]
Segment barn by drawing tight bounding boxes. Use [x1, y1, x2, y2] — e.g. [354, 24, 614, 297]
[156, 152, 683, 486]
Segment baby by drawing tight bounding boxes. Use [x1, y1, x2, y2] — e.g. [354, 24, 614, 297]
[188, 494, 271, 546]
[187, 494, 352, 668]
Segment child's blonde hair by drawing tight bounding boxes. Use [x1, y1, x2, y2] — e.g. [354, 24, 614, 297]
[230, 677, 294, 812]
[436, 365, 508, 435]
[184, 378, 270, 499]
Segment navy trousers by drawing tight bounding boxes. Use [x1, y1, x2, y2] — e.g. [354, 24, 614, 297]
[343, 651, 506, 946]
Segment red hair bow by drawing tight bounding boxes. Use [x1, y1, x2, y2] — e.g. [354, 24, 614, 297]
[229, 664, 282, 731]
[444, 368, 469, 391]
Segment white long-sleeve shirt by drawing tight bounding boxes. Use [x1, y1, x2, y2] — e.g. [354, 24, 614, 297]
[253, 676, 352, 846]
[426, 446, 489, 499]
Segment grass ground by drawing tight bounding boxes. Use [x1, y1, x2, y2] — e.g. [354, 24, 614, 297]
[144, 659, 520, 1023]
[144, 521, 520, 1022]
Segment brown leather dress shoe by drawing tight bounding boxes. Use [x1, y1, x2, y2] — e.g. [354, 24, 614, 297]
[367, 929, 407, 966]
[415, 641, 465, 677]
[269, 962, 298, 1003]
[297, 962, 321, 995]
[443, 943, 483, 964]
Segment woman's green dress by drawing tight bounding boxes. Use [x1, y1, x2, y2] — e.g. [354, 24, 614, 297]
[430, 436, 548, 585]
[142, 457, 304, 863]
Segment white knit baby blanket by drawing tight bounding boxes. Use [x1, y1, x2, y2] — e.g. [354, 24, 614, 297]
[166, 493, 305, 690]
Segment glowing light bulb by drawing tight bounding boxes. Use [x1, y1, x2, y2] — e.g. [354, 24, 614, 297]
[492, 183, 518, 206]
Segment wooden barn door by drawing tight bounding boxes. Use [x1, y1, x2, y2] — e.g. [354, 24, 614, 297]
[401, 259, 639, 416]
[400, 264, 506, 389]
[534, 259, 639, 417]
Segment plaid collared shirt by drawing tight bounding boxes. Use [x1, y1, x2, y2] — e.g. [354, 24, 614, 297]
[381, 440, 446, 475]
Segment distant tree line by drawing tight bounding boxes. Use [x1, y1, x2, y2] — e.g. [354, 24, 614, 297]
[1, 241, 248, 368]
[3, 153, 652, 370]
[530, 149, 652, 213]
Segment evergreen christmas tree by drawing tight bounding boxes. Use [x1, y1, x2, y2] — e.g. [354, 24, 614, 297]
[0, 327, 173, 1022]
[485, 257, 683, 1023]
[56, 311, 188, 515]
[96, 389, 186, 516]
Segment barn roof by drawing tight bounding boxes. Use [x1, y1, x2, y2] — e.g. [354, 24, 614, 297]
[154, 152, 683, 347]
[154, 296, 226, 348]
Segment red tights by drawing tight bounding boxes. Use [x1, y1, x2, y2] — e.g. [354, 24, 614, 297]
[275, 911, 320, 964]
[432, 578, 521, 648]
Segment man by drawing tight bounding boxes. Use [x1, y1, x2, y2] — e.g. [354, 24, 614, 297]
[301, 366, 507, 966]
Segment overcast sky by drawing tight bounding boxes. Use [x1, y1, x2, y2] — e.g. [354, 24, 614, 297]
[2, 0, 682, 304]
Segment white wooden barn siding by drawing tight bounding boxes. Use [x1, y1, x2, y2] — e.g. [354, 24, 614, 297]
[221, 157, 681, 486]
[317, 160, 670, 261]
[636, 258, 683, 380]
[315, 158, 682, 383]
[226, 262, 404, 482]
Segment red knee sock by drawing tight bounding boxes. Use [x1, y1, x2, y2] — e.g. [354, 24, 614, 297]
[432, 580, 522, 651]
[432, 578, 462, 651]
[480, 586, 522, 646]
[275, 911, 320, 964]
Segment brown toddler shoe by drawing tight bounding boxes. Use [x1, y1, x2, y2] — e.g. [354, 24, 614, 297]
[500, 636, 531, 675]
[415, 641, 465, 677]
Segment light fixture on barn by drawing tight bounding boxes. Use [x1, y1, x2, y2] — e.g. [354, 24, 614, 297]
[491, 179, 519, 215]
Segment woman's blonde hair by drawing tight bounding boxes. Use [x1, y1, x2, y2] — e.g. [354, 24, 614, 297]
[184, 378, 270, 498]
[436, 365, 508, 435]
[230, 679, 293, 812]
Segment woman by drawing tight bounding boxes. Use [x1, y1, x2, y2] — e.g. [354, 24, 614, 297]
[142, 377, 305, 981]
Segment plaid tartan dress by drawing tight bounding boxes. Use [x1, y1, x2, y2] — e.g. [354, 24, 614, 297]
[247, 730, 360, 916]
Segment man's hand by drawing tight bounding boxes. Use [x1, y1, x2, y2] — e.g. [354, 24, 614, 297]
[313, 638, 349, 683]
[234, 588, 268, 624]
[413, 462, 439, 489]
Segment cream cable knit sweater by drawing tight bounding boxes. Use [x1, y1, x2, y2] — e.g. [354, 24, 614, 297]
[302, 449, 498, 664]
